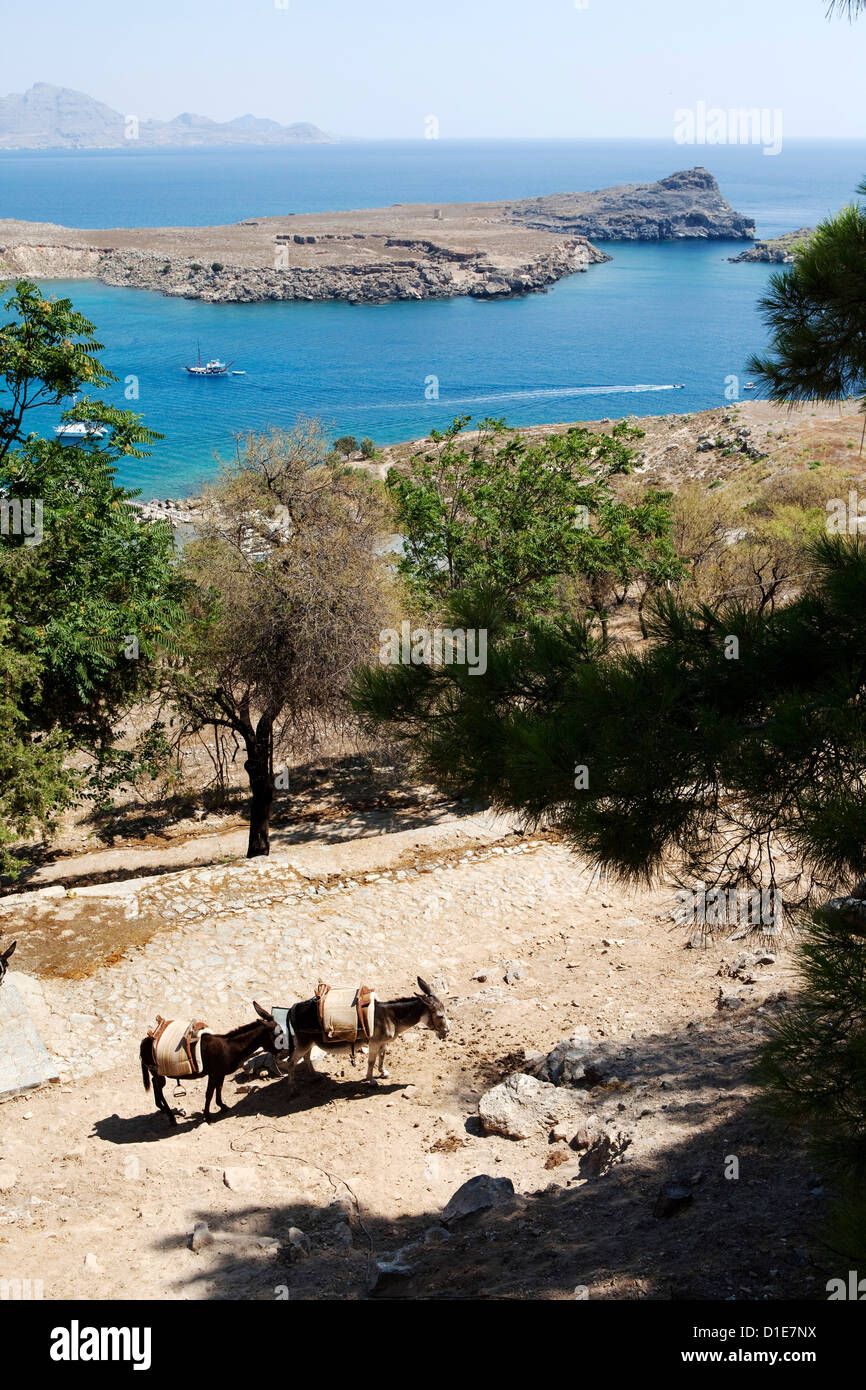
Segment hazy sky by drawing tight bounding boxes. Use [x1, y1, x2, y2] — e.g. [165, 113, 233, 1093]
[4, 0, 866, 139]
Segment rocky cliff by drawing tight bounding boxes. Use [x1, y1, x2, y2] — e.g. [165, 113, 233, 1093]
[506, 167, 755, 241]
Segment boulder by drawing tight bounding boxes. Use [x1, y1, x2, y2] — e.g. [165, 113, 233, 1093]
[478, 1072, 569, 1139]
[441, 1174, 515, 1224]
[523, 1030, 622, 1089]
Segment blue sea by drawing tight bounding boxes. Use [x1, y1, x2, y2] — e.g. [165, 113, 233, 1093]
[2, 139, 864, 498]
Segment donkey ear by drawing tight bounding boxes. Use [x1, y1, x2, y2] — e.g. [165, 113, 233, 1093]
[252, 999, 273, 1021]
[416, 976, 432, 997]
[1, 941, 16, 962]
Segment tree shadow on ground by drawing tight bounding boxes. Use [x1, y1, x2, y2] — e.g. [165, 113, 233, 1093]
[4, 793, 483, 897]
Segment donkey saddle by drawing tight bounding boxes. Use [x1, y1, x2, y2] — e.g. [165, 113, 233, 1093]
[314, 981, 376, 1044]
[148, 1015, 210, 1078]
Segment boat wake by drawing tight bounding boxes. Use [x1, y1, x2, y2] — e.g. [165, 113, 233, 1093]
[352, 383, 684, 410]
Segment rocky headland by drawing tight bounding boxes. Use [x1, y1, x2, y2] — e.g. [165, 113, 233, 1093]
[729, 227, 814, 264]
[0, 168, 754, 307]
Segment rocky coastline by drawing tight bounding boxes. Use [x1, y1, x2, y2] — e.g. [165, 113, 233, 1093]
[729, 227, 814, 264]
[0, 167, 754, 307]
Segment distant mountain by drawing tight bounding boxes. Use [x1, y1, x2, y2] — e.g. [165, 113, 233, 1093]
[0, 83, 333, 149]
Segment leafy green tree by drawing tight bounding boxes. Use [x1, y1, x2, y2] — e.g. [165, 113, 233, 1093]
[0, 280, 185, 865]
[333, 435, 359, 458]
[0, 609, 70, 877]
[359, 437, 378, 460]
[386, 415, 651, 624]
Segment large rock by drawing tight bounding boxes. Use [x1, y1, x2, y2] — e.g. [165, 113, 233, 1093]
[441, 1174, 516, 1224]
[523, 1030, 624, 1090]
[478, 1072, 570, 1139]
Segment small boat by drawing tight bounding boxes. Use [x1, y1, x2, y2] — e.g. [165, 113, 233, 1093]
[674, 383, 685, 389]
[231, 370, 246, 376]
[54, 420, 106, 439]
[744, 381, 756, 390]
[184, 341, 233, 376]
[54, 397, 106, 439]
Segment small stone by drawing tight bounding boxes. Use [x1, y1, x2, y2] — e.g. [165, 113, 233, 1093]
[223, 1166, 256, 1192]
[0, 1165, 18, 1193]
[578, 1130, 631, 1177]
[569, 1117, 603, 1152]
[83, 1253, 103, 1273]
[287, 1226, 311, 1255]
[423, 1225, 451, 1245]
[653, 1182, 693, 1218]
[332, 1221, 353, 1247]
[191, 1221, 214, 1251]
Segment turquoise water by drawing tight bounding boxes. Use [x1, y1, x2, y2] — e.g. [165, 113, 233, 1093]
[3, 140, 864, 498]
[37, 241, 775, 498]
[3, 139, 864, 235]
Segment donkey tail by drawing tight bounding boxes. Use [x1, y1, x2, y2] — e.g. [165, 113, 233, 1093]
[140, 1040, 152, 1092]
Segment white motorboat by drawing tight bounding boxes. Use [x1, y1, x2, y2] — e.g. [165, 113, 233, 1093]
[54, 418, 106, 440]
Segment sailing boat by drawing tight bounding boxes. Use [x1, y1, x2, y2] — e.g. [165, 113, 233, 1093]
[184, 341, 233, 376]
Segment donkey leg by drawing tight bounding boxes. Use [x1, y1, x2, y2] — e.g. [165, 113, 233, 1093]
[215, 1075, 230, 1111]
[377, 1046, 389, 1079]
[365, 1043, 381, 1081]
[153, 1075, 177, 1125]
[289, 1045, 316, 1084]
[204, 1076, 216, 1121]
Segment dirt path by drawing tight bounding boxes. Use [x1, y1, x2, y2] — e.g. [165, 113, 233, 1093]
[0, 817, 827, 1301]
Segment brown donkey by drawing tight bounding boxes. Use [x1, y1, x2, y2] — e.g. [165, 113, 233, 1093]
[139, 1002, 288, 1124]
[280, 977, 449, 1091]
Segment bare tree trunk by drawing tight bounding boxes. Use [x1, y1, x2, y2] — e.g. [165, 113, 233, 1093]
[244, 717, 275, 858]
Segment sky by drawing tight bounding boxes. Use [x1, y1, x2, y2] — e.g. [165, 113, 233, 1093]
[2, 0, 865, 140]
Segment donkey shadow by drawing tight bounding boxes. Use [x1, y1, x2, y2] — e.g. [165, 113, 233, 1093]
[92, 1103, 204, 1145]
[228, 1069, 406, 1119]
[91, 1070, 405, 1145]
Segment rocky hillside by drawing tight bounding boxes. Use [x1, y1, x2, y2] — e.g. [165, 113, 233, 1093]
[0, 83, 331, 149]
[507, 167, 755, 241]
